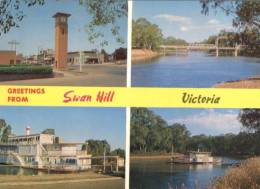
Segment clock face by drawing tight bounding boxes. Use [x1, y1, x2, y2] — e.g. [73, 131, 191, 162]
[60, 17, 67, 23]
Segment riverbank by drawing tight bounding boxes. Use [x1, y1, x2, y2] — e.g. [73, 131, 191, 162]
[214, 76, 260, 88]
[0, 171, 124, 189]
[209, 157, 260, 189]
[131, 153, 182, 160]
[132, 49, 161, 63]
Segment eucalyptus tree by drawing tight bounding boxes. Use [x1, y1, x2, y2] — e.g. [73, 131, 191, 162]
[200, 0, 260, 55]
[0, 119, 12, 143]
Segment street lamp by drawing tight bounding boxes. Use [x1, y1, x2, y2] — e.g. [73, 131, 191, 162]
[103, 144, 107, 173]
[8, 40, 20, 64]
[79, 51, 83, 72]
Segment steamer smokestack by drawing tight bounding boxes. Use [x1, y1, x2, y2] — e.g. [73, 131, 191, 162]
[25, 126, 31, 136]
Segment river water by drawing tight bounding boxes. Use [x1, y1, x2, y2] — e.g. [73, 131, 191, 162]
[0, 165, 45, 175]
[130, 157, 240, 189]
[132, 52, 260, 87]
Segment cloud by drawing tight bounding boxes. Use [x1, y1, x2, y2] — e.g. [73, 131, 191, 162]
[169, 109, 241, 134]
[177, 19, 232, 32]
[154, 14, 192, 25]
[208, 19, 220, 25]
[180, 26, 188, 32]
[180, 22, 233, 32]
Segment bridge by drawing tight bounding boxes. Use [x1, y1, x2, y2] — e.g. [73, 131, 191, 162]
[160, 36, 242, 57]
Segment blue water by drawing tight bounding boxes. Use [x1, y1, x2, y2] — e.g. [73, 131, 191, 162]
[132, 52, 260, 87]
[130, 158, 240, 189]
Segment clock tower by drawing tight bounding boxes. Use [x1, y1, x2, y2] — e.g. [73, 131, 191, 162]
[53, 12, 71, 70]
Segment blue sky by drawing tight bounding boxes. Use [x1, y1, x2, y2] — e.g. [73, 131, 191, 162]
[0, 0, 127, 55]
[0, 107, 125, 150]
[150, 108, 243, 136]
[133, 0, 235, 42]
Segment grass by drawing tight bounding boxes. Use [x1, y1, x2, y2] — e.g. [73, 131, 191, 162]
[0, 64, 52, 74]
[0, 171, 124, 189]
[1, 179, 124, 189]
[209, 157, 260, 189]
[0, 171, 111, 183]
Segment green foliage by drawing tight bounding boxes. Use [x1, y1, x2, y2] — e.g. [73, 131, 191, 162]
[238, 109, 260, 133]
[200, 0, 260, 56]
[163, 36, 188, 46]
[0, 119, 12, 143]
[41, 128, 55, 135]
[79, 0, 127, 47]
[0, 0, 127, 47]
[131, 108, 260, 156]
[0, 65, 53, 74]
[131, 108, 190, 153]
[204, 30, 240, 46]
[204, 35, 218, 44]
[132, 18, 163, 50]
[110, 148, 125, 158]
[83, 139, 111, 156]
[0, 0, 45, 35]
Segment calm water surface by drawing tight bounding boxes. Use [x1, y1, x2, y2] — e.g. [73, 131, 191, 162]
[0, 165, 46, 175]
[130, 157, 240, 189]
[132, 52, 260, 87]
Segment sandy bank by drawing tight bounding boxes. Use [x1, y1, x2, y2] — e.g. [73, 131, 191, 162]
[132, 49, 161, 63]
[214, 76, 260, 88]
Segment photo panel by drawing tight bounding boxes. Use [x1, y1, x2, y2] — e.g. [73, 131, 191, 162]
[0, 0, 127, 86]
[132, 0, 260, 88]
[0, 106, 126, 189]
[130, 107, 260, 189]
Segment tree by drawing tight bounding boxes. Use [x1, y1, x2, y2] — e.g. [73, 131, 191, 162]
[130, 108, 190, 153]
[130, 108, 154, 152]
[238, 109, 260, 155]
[238, 109, 260, 133]
[111, 148, 125, 157]
[132, 18, 163, 50]
[83, 139, 111, 156]
[204, 30, 240, 47]
[130, 108, 260, 156]
[0, 0, 127, 46]
[0, 119, 12, 143]
[200, 0, 260, 55]
[163, 36, 188, 46]
[80, 0, 127, 46]
[0, 0, 45, 36]
[113, 47, 127, 60]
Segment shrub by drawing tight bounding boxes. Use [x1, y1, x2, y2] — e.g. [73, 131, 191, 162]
[0, 64, 32, 67]
[209, 157, 260, 189]
[0, 65, 53, 74]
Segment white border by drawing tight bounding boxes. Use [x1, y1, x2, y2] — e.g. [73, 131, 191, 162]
[125, 1, 132, 189]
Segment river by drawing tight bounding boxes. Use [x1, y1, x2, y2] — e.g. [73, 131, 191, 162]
[0, 165, 46, 175]
[132, 52, 260, 87]
[130, 157, 240, 189]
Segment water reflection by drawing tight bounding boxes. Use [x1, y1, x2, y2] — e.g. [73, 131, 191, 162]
[0, 165, 45, 175]
[130, 157, 241, 189]
[132, 52, 260, 87]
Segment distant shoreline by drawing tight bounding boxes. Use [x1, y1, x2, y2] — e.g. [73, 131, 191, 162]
[131, 49, 162, 63]
[131, 153, 182, 160]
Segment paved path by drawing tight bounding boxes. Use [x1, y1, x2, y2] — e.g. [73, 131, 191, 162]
[0, 64, 126, 86]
